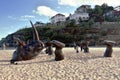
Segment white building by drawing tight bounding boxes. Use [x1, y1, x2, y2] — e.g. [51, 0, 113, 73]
[69, 12, 89, 24]
[50, 13, 66, 23]
[69, 13, 89, 22]
[69, 5, 90, 24]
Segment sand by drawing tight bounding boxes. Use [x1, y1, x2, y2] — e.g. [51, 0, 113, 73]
[0, 47, 120, 80]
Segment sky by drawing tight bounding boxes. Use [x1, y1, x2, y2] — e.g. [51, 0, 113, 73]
[0, 0, 120, 40]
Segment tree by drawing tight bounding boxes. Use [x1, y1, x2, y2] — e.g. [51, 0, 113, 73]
[101, 3, 113, 15]
[66, 19, 77, 27]
[94, 5, 103, 15]
[88, 18, 94, 27]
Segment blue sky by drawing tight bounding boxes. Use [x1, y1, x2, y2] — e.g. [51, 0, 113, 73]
[0, 0, 120, 40]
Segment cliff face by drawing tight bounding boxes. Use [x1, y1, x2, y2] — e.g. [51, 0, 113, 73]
[0, 33, 25, 47]
[0, 34, 15, 47]
[94, 22, 120, 44]
[1, 22, 120, 47]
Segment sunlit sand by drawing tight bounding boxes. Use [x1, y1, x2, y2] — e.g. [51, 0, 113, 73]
[0, 47, 120, 80]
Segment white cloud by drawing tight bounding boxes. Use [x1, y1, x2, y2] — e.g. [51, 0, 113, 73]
[19, 18, 28, 21]
[8, 15, 35, 21]
[33, 6, 69, 17]
[92, 0, 120, 6]
[58, 0, 80, 6]
[21, 15, 35, 18]
[8, 16, 16, 20]
[33, 6, 58, 17]
[58, 0, 120, 7]
[20, 15, 35, 21]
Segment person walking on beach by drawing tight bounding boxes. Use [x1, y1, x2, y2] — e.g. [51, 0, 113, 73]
[75, 44, 79, 53]
[80, 41, 84, 52]
[73, 42, 77, 50]
[73, 42, 79, 53]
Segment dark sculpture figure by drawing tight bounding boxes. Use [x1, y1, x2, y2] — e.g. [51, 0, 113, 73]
[45, 41, 53, 55]
[80, 42, 83, 52]
[82, 41, 89, 53]
[50, 40, 65, 61]
[10, 21, 44, 64]
[103, 40, 115, 57]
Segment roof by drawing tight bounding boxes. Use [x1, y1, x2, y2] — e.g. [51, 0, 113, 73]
[51, 13, 65, 19]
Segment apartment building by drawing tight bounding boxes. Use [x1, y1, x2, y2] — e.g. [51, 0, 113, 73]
[50, 13, 66, 23]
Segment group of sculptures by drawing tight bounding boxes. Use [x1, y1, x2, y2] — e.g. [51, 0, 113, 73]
[10, 21, 65, 64]
[74, 41, 89, 53]
[1, 21, 115, 64]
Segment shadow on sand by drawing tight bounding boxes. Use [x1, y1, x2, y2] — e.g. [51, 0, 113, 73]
[18, 59, 55, 65]
[68, 55, 105, 62]
[0, 60, 11, 65]
[0, 59, 56, 65]
[0, 55, 107, 65]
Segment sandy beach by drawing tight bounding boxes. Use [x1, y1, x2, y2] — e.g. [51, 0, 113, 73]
[0, 47, 120, 80]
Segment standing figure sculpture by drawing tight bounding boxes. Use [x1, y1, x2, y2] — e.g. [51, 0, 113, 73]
[2, 43, 6, 50]
[82, 41, 89, 53]
[103, 40, 115, 57]
[10, 21, 44, 64]
[80, 42, 83, 52]
[50, 40, 65, 61]
[45, 41, 53, 55]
